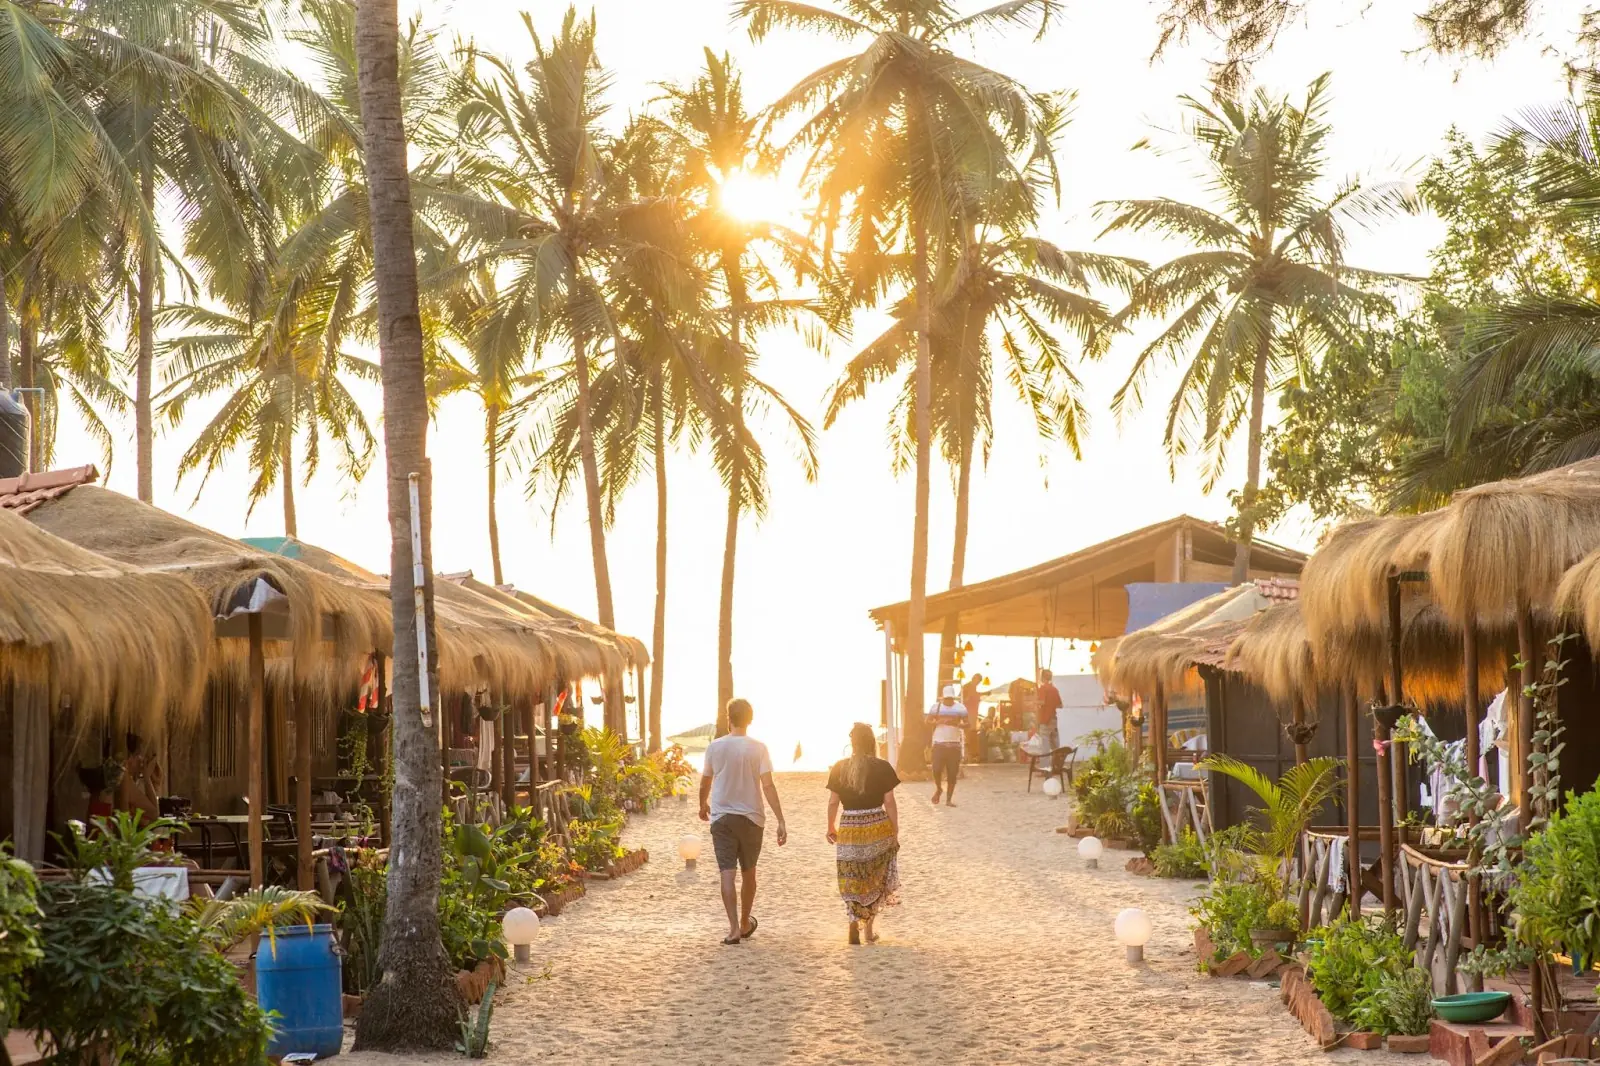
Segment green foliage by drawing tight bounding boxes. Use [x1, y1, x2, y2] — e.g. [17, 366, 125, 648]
[1152, 829, 1209, 878]
[1305, 912, 1411, 1024]
[340, 849, 388, 995]
[1092, 810, 1134, 840]
[1369, 968, 1436, 1037]
[440, 809, 516, 969]
[1192, 878, 1275, 960]
[1265, 899, 1299, 930]
[55, 811, 186, 889]
[0, 845, 41, 1030]
[567, 818, 625, 872]
[1506, 781, 1600, 967]
[20, 881, 271, 1065]
[189, 886, 330, 955]
[1131, 782, 1164, 855]
[1200, 755, 1342, 894]
[1073, 739, 1140, 829]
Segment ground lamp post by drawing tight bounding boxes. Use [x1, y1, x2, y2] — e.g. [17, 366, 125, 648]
[503, 906, 540, 965]
[1041, 776, 1063, 799]
[1078, 835, 1103, 870]
[679, 835, 701, 869]
[1115, 907, 1152, 964]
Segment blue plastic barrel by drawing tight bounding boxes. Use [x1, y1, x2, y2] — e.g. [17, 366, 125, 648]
[256, 923, 343, 1058]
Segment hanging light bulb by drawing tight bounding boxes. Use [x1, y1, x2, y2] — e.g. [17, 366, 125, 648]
[955, 668, 965, 681]
[963, 640, 974, 653]
[1069, 638, 1078, 651]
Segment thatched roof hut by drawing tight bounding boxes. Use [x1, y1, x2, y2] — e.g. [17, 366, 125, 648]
[445, 573, 647, 677]
[1299, 512, 1448, 642]
[1103, 584, 1273, 697]
[0, 506, 213, 733]
[24, 485, 390, 679]
[1428, 457, 1600, 623]
[494, 581, 650, 668]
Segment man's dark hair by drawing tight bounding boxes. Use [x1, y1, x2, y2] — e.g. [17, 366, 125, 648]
[726, 698, 753, 728]
[1040, 669, 1053, 682]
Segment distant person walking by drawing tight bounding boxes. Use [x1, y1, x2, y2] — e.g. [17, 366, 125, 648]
[926, 684, 968, 806]
[1036, 669, 1063, 750]
[699, 699, 787, 945]
[826, 723, 901, 945]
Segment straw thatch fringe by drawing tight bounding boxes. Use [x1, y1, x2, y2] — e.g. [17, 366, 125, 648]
[1300, 513, 1449, 642]
[27, 486, 390, 680]
[1103, 585, 1268, 697]
[0, 507, 213, 732]
[1430, 458, 1600, 623]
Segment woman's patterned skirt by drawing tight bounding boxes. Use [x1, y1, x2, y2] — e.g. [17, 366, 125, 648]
[835, 807, 901, 922]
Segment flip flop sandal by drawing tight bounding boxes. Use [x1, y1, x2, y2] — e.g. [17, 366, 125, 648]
[741, 916, 759, 940]
[722, 935, 742, 946]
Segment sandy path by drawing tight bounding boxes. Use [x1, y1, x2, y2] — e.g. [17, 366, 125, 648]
[343, 764, 1408, 1065]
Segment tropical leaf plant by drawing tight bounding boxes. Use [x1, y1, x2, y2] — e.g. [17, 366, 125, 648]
[1200, 753, 1343, 892]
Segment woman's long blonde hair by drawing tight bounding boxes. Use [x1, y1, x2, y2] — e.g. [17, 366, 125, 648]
[841, 722, 877, 794]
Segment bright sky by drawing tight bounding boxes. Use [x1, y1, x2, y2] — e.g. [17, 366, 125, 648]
[55, 0, 1584, 769]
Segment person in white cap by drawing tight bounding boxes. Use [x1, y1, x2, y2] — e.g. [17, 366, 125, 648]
[925, 684, 969, 806]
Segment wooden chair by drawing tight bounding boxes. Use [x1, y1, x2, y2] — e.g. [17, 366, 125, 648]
[1025, 745, 1076, 793]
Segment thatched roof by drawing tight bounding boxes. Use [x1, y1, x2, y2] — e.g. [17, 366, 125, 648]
[447, 574, 648, 675]
[1299, 512, 1448, 642]
[0, 506, 213, 731]
[1429, 458, 1600, 623]
[494, 581, 650, 668]
[1102, 584, 1275, 696]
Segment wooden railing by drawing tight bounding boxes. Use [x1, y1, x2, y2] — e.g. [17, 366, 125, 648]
[1398, 844, 1473, 995]
[1159, 779, 1212, 844]
[1294, 828, 1400, 929]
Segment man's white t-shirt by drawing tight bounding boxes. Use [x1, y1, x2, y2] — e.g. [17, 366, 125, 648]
[704, 734, 773, 826]
[927, 700, 967, 745]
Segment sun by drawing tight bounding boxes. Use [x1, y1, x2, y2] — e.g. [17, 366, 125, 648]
[716, 170, 791, 223]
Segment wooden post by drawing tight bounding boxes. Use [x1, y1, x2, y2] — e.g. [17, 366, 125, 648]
[247, 613, 266, 890]
[1375, 705, 1397, 914]
[1291, 692, 1309, 766]
[375, 652, 390, 848]
[1515, 605, 1537, 833]
[1463, 618, 1485, 987]
[1387, 575, 1408, 824]
[295, 685, 313, 891]
[1344, 685, 1361, 919]
[1152, 681, 1168, 785]
[501, 699, 517, 813]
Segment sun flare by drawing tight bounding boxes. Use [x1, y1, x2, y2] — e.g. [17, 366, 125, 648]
[716, 170, 790, 223]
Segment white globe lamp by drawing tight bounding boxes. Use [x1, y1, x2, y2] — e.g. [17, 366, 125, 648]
[1114, 907, 1153, 964]
[1078, 834, 1104, 870]
[678, 834, 701, 869]
[1041, 776, 1063, 798]
[502, 906, 540, 965]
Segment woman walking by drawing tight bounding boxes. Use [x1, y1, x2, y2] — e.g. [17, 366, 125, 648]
[826, 723, 901, 945]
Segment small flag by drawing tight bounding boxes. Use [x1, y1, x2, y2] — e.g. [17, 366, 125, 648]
[793, 742, 803, 763]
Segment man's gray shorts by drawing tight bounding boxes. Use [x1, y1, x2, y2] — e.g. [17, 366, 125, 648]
[710, 814, 763, 871]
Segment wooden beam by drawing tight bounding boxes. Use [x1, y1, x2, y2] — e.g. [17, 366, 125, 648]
[247, 613, 265, 890]
[1291, 692, 1308, 766]
[375, 652, 390, 849]
[1344, 685, 1361, 919]
[1515, 605, 1537, 833]
[1152, 681, 1168, 785]
[295, 685, 312, 891]
[1387, 574, 1408, 823]
[1375, 705, 1396, 914]
[1463, 618, 1484, 987]
[500, 699, 516, 814]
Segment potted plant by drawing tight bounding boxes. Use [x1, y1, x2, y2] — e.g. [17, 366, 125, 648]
[1249, 899, 1301, 952]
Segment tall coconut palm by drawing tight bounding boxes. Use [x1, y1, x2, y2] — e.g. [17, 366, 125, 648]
[156, 300, 379, 537]
[459, 10, 696, 644]
[659, 48, 823, 734]
[739, 0, 1064, 772]
[1098, 74, 1413, 584]
[350, 0, 462, 1050]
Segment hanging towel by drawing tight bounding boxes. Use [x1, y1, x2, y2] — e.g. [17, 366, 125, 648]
[1328, 834, 1347, 893]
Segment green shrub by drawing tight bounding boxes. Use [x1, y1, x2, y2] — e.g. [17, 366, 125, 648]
[0, 845, 41, 1031]
[1305, 912, 1410, 1022]
[1362, 967, 1435, 1036]
[1265, 899, 1299, 930]
[21, 881, 271, 1065]
[1506, 784, 1600, 966]
[1192, 879, 1275, 960]
[1131, 782, 1163, 855]
[1152, 829, 1208, 878]
[340, 850, 388, 994]
[567, 818, 624, 872]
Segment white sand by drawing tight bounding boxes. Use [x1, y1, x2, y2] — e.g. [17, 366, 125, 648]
[342, 764, 1409, 1064]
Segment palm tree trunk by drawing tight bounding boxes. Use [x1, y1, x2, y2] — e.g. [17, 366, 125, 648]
[18, 310, 36, 474]
[716, 311, 743, 738]
[351, 0, 462, 1049]
[649, 379, 666, 754]
[281, 435, 297, 538]
[0, 288, 11, 391]
[1230, 328, 1273, 585]
[571, 330, 616, 630]
[486, 402, 503, 586]
[899, 214, 934, 776]
[136, 155, 156, 505]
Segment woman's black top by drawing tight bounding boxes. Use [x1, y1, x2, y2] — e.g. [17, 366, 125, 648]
[826, 756, 901, 810]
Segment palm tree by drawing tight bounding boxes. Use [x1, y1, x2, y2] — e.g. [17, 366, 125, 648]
[350, 0, 460, 1048]
[1098, 74, 1413, 584]
[156, 301, 379, 537]
[459, 10, 697, 645]
[739, 0, 1064, 771]
[658, 48, 823, 734]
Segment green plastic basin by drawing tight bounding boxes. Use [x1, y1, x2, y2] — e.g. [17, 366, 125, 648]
[1432, 991, 1511, 1023]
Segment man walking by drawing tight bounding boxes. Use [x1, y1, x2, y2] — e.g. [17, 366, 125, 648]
[926, 684, 968, 807]
[699, 699, 787, 945]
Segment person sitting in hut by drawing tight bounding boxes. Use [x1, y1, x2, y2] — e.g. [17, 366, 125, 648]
[115, 733, 165, 828]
